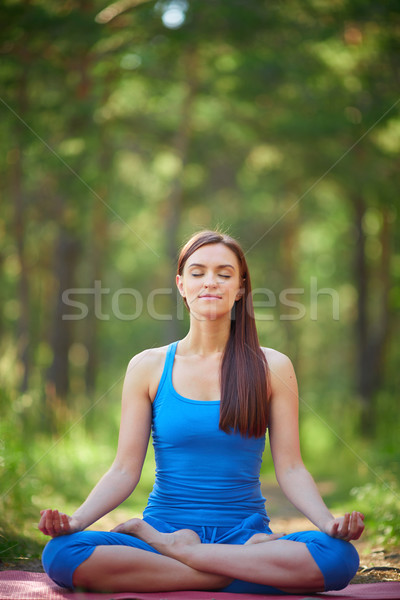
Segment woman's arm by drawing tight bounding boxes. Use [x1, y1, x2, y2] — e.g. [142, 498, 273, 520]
[39, 350, 156, 537]
[266, 349, 364, 541]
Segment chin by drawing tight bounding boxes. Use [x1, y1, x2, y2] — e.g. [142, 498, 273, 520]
[190, 309, 229, 322]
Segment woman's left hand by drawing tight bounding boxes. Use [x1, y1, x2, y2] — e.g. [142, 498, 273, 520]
[323, 511, 365, 541]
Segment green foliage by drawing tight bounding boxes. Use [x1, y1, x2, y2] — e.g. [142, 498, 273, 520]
[350, 478, 400, 548]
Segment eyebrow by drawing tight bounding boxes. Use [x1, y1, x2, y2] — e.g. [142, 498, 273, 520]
[187, 263, 235, 270]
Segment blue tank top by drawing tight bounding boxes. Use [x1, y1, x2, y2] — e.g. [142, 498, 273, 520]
[143, 341, 268, 527]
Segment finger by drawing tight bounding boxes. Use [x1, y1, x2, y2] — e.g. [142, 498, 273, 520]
[38, 512, 48, 535]
[38, 510, 47, 529]
[330, 521, 339, 537]
[60, 513, 70, 533]
[47, 509, 63, 536]
[57, 513, 66, 534]
[346, 511, 357, 539]
[351, 512, 365, 540]
[52, 510, 61, 535]
[44, 509, 55, 534]
[43, 509, 57, 537]
[352, 511, 363, 532]
[40, 509, 53, 535]
[343, 512, 364, 541]
[339, 512, 350, 537]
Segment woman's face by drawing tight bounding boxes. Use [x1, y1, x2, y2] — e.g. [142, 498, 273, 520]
[177, 243, 243, 321]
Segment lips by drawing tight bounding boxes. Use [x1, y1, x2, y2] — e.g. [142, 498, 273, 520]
[199, 294, 222, 299]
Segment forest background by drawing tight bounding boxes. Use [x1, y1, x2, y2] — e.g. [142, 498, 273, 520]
[0, 0, 399, 567]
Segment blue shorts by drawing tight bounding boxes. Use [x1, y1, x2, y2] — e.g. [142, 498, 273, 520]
[42, 513, 359, 594]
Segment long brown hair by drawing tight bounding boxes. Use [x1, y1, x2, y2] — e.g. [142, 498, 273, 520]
[177, 230, 269, 438]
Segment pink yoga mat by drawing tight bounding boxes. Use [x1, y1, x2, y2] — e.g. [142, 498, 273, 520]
[0, 572, 399, 600]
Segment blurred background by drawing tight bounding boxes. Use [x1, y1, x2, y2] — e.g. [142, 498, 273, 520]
[0, 0, 399, 564]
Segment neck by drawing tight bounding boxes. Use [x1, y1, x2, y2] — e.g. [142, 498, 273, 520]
[181, 316, 231, 356]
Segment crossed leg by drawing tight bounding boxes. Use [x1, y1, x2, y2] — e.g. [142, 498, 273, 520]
[111, 518, 326, 594]
[73, 544, 233, 592]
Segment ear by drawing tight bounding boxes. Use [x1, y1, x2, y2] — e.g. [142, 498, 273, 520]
[235, 287, 245, 301]
[176, 274, 185, 298]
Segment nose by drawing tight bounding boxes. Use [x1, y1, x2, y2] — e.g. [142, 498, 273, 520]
[204, 272, 217, 287]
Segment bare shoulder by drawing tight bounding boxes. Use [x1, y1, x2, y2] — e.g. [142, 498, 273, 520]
[127, 345, 169, 371]
[125, 345, 169, 401]
[261, 347, 294, 371]
[261, 347, 297, 393]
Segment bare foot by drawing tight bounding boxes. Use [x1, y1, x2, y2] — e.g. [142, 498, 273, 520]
[111, 518, 147, 537]
[244, 532, 285, 545]
[111, 518, 201, 560]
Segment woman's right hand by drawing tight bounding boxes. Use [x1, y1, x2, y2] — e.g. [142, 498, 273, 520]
[38, 509, 82, 538]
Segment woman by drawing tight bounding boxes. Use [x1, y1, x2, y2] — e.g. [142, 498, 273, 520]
[39, 230, 364, 594]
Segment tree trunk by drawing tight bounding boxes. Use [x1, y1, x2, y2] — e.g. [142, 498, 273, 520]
[12, 67, 30, 392]
[85, 199, 108, 393]
[353, 197, 391, 434]
[47, 228, 81, 400]
[353, 195, 369, 400]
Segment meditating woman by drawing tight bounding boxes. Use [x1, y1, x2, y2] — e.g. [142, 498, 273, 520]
[39, 230, 364, 594]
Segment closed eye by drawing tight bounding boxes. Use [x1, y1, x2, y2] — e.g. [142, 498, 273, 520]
[190, 272, 231, 278]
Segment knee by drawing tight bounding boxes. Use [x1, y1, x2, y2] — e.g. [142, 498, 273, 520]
[41, 536, 64, 576]
[72, 556, 123, 592]
[42, 533, 90, 590]
[72, 563, 98, 591]
[306, 533, 360, 591]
